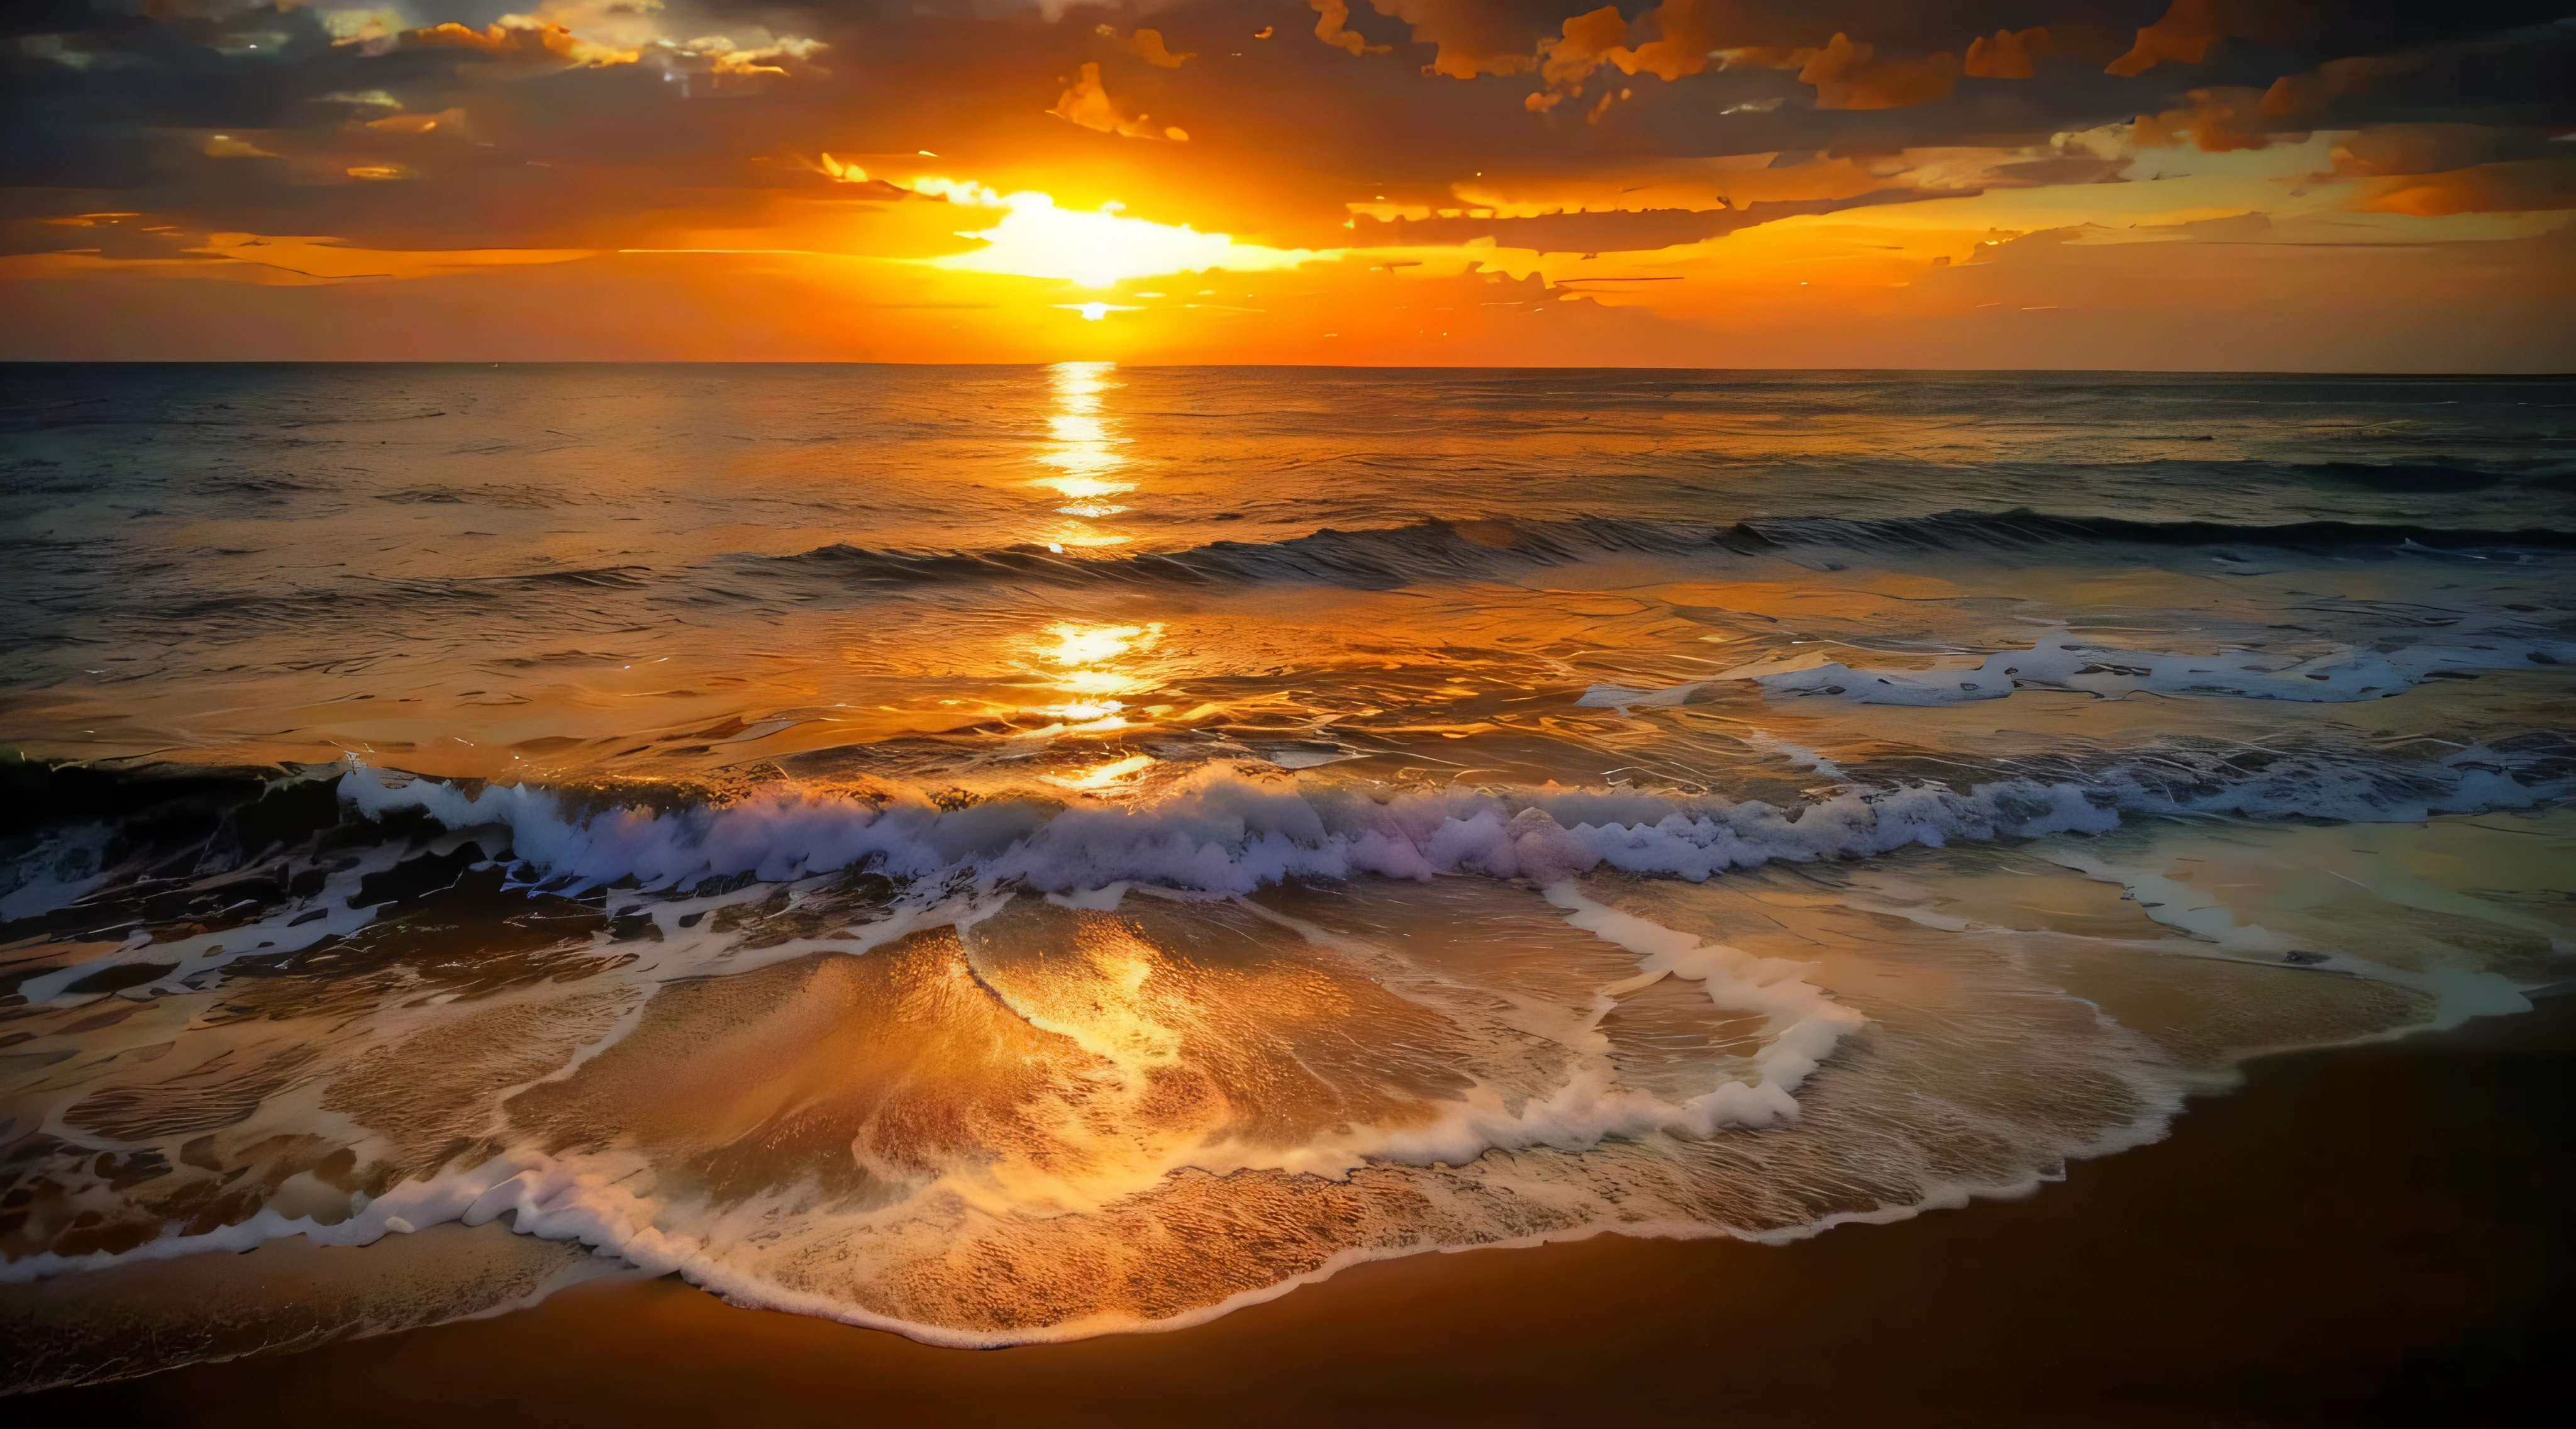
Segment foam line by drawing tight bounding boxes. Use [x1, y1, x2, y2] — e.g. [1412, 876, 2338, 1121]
[1581, 626, 2576, 710]
[341, 765, 2135, 901]
[341, 734, 2569, 911]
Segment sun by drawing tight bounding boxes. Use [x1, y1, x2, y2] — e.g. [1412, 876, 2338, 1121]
[914, 178, 1339, 288]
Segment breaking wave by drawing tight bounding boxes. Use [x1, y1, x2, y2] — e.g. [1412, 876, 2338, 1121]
[4, 747, 2563, 1363]
[13, 729, 2567, 1001]
[347, 745, 2566, 900]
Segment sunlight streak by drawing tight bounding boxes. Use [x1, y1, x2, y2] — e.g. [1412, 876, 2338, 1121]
[1039, 753, 1156, 790]
[912, 175, 1340, 287]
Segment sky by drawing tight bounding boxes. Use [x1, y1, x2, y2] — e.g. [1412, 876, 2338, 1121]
[3, 0, 2572, 367]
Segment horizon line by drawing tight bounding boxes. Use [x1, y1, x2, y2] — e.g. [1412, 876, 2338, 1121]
[3, 361, 2571, 379]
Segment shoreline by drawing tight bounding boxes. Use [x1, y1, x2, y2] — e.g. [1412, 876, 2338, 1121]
[14, 993, 2570, 1426]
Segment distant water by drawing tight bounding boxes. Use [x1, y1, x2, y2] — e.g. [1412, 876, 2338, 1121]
[3, 365, 2572, 1381]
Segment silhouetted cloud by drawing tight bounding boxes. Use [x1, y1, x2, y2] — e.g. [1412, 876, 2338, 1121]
[1963, 27, 2045, 80]
[1099, 25, 1196, 69]
[3, 0, 2571, 366]
[1050, 61, 1189, 140]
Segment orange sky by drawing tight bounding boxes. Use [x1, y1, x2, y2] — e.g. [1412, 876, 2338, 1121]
[4, 1, 2572, 368]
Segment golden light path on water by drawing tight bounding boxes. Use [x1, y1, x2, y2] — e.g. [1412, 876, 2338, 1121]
[1020, 369, 1163, 788]
[1033, 361, 1134, 522]
[1026, 617, 1163, 789]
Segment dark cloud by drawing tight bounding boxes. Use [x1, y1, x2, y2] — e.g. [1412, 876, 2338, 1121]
[2348, 157, 2576, 216]
[12, 6, 2567, 164]
[4, 1, 2573, 277]
[1097, 25, 1196, 68]
[1052, 60, 1189, 139]
[1963, 26, 2045, 78]
[2331, 123, 2535, 179]
[1353, 184, 1953, 250]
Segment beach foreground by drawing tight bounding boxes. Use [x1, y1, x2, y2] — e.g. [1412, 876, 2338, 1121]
[14, 993, 2568, 1427]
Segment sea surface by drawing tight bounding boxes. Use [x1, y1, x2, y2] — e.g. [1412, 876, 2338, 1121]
[3, 365, 2572, 1387]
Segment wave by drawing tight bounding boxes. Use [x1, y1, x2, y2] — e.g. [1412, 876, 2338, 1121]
[350, 738, 2568, 886]
[1715, 508, 2576, 557]
[42, 503, 2566, 650]
[4, 761, 2562, 1360]
[1580, 624, 2576, 709]
[16, 741, 2560, 979]
[2292, 459, 2568, 493]
[755, 516, 1715, 592]
[9, 718, 2568, 949]
[3, 748, 2567, 1364]
[738, 505, 2576, 600]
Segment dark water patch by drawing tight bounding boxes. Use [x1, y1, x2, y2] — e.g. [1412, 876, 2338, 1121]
[1720, 509, 2576, 558]
[351, 843, 490, 911]
[0, 760, 347, 943]
[376, 485, 568, 509]
[2302, 461, 2511, 492]
[501, 565, 654, 591]
[757, 517, 1717, 593]
[0, 757, 286, 845]
[747, 506, 2576, 602]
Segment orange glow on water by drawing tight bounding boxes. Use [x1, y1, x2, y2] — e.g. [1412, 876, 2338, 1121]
[1045, 620, 1157, 668]
[1040, 752, 1156, 790]
[1038, 619, 1162, 699]
[1032, 362, 1138, 531]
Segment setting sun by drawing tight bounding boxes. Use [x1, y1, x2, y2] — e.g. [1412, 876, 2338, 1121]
[920, 178, 1338, 288]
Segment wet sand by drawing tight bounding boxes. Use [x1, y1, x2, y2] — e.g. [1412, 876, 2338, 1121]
[14, 995, 2572, 1427]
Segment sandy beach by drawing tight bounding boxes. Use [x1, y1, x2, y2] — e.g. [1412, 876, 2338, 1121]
[14, 993, 2566, 1427]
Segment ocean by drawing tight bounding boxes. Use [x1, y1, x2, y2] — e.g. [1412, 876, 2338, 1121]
[3, 364, 2572, 1386]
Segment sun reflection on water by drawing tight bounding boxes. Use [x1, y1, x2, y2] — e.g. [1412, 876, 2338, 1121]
[1040, 753, 1157, 791]
[1033, 362, 1136, 514]
[1045, 527, 1132, 548]
[1041, 620, 1160, 696]
[1021, 618, 1166, 786]
[1012, 374, 1162, 784]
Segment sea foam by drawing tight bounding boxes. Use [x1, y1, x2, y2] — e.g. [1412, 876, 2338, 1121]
[1579, 626, 2576, 710]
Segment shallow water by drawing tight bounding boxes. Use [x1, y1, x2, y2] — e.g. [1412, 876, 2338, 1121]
[3, 365, 2572, 1384]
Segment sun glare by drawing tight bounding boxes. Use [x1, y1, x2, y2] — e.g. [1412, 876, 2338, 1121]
[1040, 753, 1157, 791]
[912, 174, 1339, 287]
[1033, 361, 1138, 505]
[1038, 618, 1162, 696]
[1047, 621, 1155, 667]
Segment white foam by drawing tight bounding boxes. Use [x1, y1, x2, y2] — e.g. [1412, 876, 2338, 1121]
[1545, 883, 1865, 1117]
[13, 843, 406, 1004]
[340, 766, 2136, 906]
[331, 736, 2574, 920]
[2045, 848, 2536, 1029]
[29, 742, 2551, 1008]
[0, 823, 118, 923]
[9, 804, 2562, 1353]
[1740, 732, 1851, 781]
[2, 877, 1876, 1347]
[9, 753, 2563, 1354]
[1579, 626, 2576, 709]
